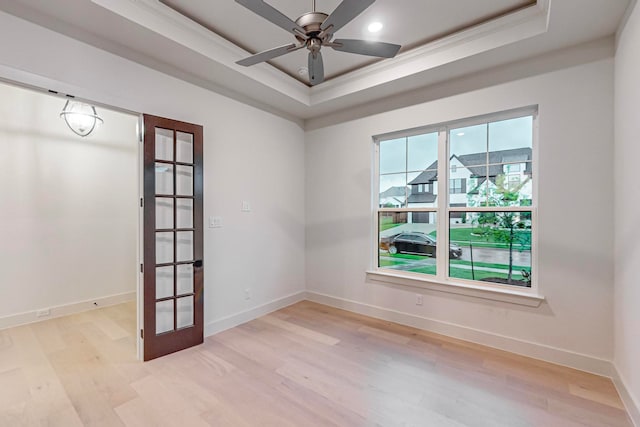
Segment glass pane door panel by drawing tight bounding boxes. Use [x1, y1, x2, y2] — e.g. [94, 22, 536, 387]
[176, 231, 193, 262]
[155, 163, 174, 195]
[155, 128, 173, 161]
[155, 266, 174, 299]
[176, 132, 193, 164]
[176, 165, 193, 196]
[176, 264, 194, 295]
[156, 232, 174, 264]
[156, 300, 174, 334]
[155, 198, 173, 229]
[176, 199, 193, 229]
[176, 296, 194, 329]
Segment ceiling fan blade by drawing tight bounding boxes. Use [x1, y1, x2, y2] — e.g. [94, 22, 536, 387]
[236, 43, 301, 66]
[308, 51, 324, 86]
[320, 0, 375, 34]
[331, 39, 401, 58]
[235, 0, 305, 35]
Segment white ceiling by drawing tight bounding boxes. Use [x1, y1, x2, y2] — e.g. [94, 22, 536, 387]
[160, 0, 533, 82]
[0, 0, 631, 124]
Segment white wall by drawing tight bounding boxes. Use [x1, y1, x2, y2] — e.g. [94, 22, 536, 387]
[0, 11, 306, 332]
[614, 0, 640, 419]
[306, 58, 615, 367]
[0, 81, 138, 321]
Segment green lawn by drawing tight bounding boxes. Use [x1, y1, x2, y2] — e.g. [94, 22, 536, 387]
[447, 227, 531, 250]
[380, 223, 402, 231]
[450, 259, 529, 270]
[379, 253, 531, 285]
[448, 267, 529, 283]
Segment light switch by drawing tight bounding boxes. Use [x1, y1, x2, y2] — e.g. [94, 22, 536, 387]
[209, 216, 222, 228]
[241, 201, 251, 212]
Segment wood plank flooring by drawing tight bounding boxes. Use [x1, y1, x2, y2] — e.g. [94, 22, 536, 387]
[0, 300, 632, 426]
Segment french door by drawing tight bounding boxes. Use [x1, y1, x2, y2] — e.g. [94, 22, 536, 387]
[142, 114, 204, 361]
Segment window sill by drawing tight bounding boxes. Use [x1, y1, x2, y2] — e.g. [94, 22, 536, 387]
[366, 270, 545, 307]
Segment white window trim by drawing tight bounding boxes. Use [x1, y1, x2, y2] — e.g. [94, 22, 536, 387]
[371, 106, 543, 306]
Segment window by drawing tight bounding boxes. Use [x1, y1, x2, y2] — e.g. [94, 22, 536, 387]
[376, 109, 535, 289]
[449, 178, 466, 194]
[504, 163, 521, 173]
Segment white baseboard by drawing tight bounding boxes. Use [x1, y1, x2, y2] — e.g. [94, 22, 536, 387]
[612, 366, 640, 426]
[0, 291, 136, 330]
[306, 291, 613, 377]
[204, 291, 306, 337]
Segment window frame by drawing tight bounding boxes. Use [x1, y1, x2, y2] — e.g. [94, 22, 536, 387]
[370, 106, 543, 306]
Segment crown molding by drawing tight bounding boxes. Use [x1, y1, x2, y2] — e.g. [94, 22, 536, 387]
[91, 0, 311, 104]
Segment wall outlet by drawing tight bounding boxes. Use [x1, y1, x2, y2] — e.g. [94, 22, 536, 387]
[36, 309, 51, 318]
[244, 288, 251, 300]
[416, 294, 423, 306]
[209, 216, 222, 228]
[241, 201, 251, 212]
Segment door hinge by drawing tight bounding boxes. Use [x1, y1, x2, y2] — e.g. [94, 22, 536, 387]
[140, 263, 144, 273]
[140, 198, 143, 207]
[140, 329, 144, 339]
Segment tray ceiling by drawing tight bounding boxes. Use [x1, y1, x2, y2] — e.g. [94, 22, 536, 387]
[161, 0, 535, 84]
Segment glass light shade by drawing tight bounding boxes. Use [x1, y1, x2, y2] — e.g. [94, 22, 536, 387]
[60, 100, 103, 137]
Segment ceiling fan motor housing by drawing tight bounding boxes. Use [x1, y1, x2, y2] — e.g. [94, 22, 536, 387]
[295, 12, 330, 44]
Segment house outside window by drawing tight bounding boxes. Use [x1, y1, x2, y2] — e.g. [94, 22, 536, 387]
[375, 108, 535, 288]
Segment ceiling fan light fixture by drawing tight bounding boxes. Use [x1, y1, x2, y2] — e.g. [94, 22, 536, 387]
[60, 100, 103, 137]
[367, 21, 383, 33]
[235, 0, 401, 85]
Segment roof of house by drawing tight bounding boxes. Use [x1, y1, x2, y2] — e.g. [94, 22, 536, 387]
[408, 148, 532, 185]
[380, 186, 408, 198]
[407, 193, 437, 203]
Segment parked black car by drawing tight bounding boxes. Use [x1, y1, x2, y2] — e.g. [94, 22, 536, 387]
[381, 232, 462, 259]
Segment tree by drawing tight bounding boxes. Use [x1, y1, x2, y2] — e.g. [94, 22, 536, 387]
[472, 175, 532, 285]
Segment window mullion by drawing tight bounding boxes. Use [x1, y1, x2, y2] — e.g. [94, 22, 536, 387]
[436, 128, 448, 281]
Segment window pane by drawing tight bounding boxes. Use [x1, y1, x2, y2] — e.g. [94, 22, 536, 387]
[176, 231, 193, 262]
[176, 165, 193, 196]
[155, 198, 173, 230]
[155, 266, 174, 299]
[407, 133, 437, 173]
[488, 116, 533, 152]
[378, 211, 438, 275]
[155, 128, 173, 161]
[176, 296, 194, 329]
[155, 163, 173, 195]
[155, 232, 173, 264]
[448, 211, 532, 287]
[176, 198, 193, 229]
[177, 264, 194, 295]
[379, 138, 406, 174]
[176, 131, 193, 164]
[450, 123, 487, 167]
[156, 300, 174, 334]
[379, 173, 407, 208]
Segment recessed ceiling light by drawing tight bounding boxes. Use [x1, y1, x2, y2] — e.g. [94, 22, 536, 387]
[297, 66, 308, 76]
[368, 22, 383, 33]
[456, 132, 465, 136]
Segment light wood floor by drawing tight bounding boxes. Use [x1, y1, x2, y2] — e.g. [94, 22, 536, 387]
[0, 301, 632, 426]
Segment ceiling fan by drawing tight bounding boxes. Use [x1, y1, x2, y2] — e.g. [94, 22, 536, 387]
[235, 0, 402, 85]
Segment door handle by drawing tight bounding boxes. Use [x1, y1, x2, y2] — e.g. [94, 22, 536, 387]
[193, 260, 203, 268]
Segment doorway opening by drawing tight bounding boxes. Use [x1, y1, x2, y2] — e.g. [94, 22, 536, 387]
[0, 79, 140, 357]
